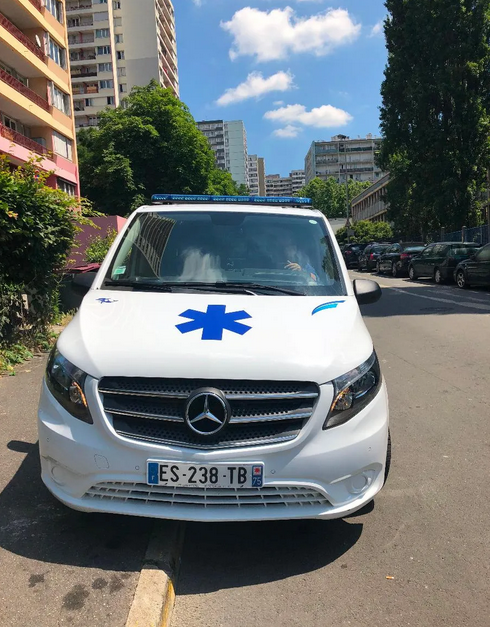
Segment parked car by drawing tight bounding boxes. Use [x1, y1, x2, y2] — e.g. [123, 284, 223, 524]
[408, 242, 481, 283]
[359, 243, 390, 272]
[377, 242, 425, 277]
[343, 243, 366, 269]
[454, 243, 490, 289]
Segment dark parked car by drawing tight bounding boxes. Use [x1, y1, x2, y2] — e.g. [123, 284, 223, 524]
[359, 243, 390, 272]
[454, 243, 490, 289]
[408, 242, 481, 283]
[342, 243, 365, 269]
[377, 242, 425, 277]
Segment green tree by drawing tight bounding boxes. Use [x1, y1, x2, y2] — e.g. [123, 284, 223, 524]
[298, 177, 372, 218]
[206, 169, 247, 196]
[77, 81, 244, 214]
[335, 221, 393, 245]
[85, 228, 118, 264]
[378, 0, 490, 235]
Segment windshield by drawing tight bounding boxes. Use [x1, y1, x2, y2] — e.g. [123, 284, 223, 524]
[404, 246, 425, 253]
[451, 245, 479, 255]
[104, 210, 345, 296]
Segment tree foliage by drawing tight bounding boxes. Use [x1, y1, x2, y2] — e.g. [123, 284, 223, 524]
[297, 177, 372, 218]
[336, 221, 393, 244]
[378, 0, 490, 235]
[85, 228, 118, 264]
[0, 157, 79, 341]
[78, 81, 246, 215]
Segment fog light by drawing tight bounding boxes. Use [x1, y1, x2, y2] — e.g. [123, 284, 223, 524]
[349, 471, 374, 495]
[50, 463, 66, 486]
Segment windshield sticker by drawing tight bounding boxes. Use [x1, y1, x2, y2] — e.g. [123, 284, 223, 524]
[96, 298, 118, 305]
[309, 219, 318, 224]
[312, 301, 346, 315]
[176, 305, 252, 341]
[113, 266, 126, 275]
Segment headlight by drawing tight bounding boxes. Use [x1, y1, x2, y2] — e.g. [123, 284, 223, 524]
[323, 352, 381, 429]
[46, 348, 93, 424]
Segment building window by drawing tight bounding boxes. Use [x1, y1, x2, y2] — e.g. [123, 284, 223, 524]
[94, 11, 109, 21]
[45, 0, 63, 24]
[98, 62, 112, 72]
[119, 83, 127, 93]
[115, 34, 123, 43]
[113, 0, 121, 8]
[46, 35, 67, 69]
[116, 50, 125, 60]
[117, 66, 126, 77]
[107, 96, 115, 105]
[100, 79, 114, 89]
[114, 17, 122, 26]
[85, 98, 95, 106]
[97, 46, 111, 55]
[52, 131, 73, 161]
[96, 29, 110, 38]
[58, 178, 76, 196]
[50, 83, 71, 116]
[95, 0, 108, 4]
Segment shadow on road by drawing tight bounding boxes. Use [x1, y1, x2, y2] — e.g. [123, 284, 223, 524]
[0, 441, 152, 571]
[177, 516, 363, 595]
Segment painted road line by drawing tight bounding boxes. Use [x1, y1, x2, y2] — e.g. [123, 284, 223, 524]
[126, 521, 185, 627]
[378, 284, 490, 312]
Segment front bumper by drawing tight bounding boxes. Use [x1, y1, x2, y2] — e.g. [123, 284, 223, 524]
[38, 377, 389, 522]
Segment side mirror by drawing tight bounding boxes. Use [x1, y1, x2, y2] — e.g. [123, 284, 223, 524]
[72, 271, 96, 293]
[353, 279, 382, 305]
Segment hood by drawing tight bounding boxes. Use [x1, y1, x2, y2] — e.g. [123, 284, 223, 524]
[58, 291, 373, 384]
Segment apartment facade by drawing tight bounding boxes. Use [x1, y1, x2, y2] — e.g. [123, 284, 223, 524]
[351, 173, 389, 223]
[247, 154, 265, 196]
[305, 134, 383, 185]
[67, 0, 178, 129]
[0, 0, 79, 194]
[265, 169, 305, 197]
[197, 119, 248, 188]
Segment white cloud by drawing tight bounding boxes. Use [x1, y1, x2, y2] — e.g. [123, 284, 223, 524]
[370, 20, 384, 37]
[273, 100, 285, 106]
[221, 7, 361, 62]
[264, 103, 353, 128]
[273, 125, 301, 138]
[216, 71, 294, 107]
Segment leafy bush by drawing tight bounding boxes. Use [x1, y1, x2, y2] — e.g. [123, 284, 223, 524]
[0, 156, 79, 344]
[85, 227, 118, 264]
[336, 221, 394, 244]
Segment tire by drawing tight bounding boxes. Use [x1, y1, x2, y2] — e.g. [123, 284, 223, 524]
[408, 265, 417, 281]
[456, 269, 469, 289]
[434, 268, 444, 284]
[391, 262, 399, 278]
[384, 430, 392, 484]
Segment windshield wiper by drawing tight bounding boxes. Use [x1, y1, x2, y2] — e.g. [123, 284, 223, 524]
[214, 282, 304, 295]
[103, 280, 173, 292]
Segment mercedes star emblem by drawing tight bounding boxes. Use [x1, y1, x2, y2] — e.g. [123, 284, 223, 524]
[184, 388, 231, 436]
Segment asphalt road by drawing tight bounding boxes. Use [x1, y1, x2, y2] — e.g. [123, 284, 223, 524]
[172, 273, 490, 627]
[0, 356, 153, 627]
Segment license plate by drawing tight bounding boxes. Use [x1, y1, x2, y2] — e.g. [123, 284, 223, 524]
[147, 461, 264, 488]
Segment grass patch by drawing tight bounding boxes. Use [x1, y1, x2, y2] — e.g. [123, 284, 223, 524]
[0, 329, 58, 376]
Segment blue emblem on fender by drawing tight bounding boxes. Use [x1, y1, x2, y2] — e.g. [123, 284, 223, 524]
[312, 301, 346, 315]
[176, 305, 252, 341]
[96, 298, 118, 304]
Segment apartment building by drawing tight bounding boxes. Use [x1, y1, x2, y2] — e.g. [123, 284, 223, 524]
[0, 0, 79, 194]
[265, 169, 305, 197]
[351, 173, 389, 223]
[304, 134, 383, 185]
[67, 0, 178, 129]
[248, 154, 265, 196]
[197, 119, 248, 188]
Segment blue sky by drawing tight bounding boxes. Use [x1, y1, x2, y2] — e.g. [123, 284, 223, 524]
[173, 0, 387, 177]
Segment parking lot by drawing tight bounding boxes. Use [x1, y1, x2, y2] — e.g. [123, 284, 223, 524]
[1, 274, 489, 626]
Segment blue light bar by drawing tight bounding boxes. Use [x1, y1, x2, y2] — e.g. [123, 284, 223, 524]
[151, 194, 312, 207]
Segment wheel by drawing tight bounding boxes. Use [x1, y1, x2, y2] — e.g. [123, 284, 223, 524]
[391, 262, 398, 278]
[456, 269, 469, 289]
[384, 430, 392, 483]
[408, 265, 417, 281]
[434, 268, 444, 284]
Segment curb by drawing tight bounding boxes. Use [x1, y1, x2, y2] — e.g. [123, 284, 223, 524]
[126, 521, 185, 627]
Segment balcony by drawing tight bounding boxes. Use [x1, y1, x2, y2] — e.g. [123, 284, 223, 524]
[72, 84, 98, 95]
[0, 13, 47, 63]
[66, 2, 93, 12]
[68, 34, 95, 45]
[0, 67, 49, 111]
[28, 0, 43, 11]
[71, 68, 97, 79]
[67, 18, 94, 29]
[0, 123, 47, 156]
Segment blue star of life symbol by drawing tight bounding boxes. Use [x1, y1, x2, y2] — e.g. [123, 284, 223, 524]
[176, 305, 252, 341]
[96, 297, 118, 304]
